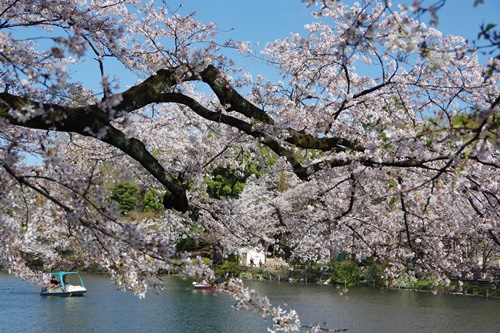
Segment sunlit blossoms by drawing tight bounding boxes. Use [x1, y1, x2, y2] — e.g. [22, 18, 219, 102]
[1, 0, 499, 331]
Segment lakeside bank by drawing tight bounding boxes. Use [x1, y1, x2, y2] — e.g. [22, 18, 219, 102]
[209, 258, 500, 299]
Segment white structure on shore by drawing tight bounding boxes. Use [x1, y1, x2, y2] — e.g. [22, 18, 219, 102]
[238, 247, 266, 267]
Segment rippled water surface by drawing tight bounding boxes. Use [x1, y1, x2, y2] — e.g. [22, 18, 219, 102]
[1, 271, 499, 332]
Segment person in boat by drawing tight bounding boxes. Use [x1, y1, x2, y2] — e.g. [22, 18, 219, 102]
[50, 276, 60, 285]
[62, 275, 71, 286]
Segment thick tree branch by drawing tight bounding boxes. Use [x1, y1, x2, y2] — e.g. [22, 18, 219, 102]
[0, 92, 100, 132]
[2, 58, 492, 209]
[0, 92, 189, 212]
[158, 92, 311, 179]
[198, 65, 275, 125]
[102, 125, 189, 212]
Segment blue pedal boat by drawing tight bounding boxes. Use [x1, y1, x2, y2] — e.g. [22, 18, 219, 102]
[41, 271, 87, 297]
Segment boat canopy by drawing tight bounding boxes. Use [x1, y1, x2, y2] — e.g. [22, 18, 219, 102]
[48, 272, 85, 288]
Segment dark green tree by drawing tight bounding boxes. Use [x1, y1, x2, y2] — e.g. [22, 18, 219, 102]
[142, 189, 164, 214]
[205, 163, 263, 199]
[111, 183, 139, 214]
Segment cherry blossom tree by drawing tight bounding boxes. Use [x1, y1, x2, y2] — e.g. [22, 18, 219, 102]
[1, 0, 499, 331]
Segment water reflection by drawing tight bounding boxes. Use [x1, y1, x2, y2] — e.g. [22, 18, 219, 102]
[39, 297, 89, 332]
[246, 281, 500, 332]
[1, 271, 499, 333]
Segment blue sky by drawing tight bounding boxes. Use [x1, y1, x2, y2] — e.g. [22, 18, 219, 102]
[163, 0, 500, 87]
[15, 0, 496, 91]
[12, 1, 500, 89]
[176, 0, 500, 55]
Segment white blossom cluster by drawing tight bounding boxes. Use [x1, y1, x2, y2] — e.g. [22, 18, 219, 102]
[1, 0, 499, 331]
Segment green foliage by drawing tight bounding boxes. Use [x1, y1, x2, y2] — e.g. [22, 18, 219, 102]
[205, 167, 241, 199]
[360, 259, 386, 287]
[259, 146, 278, 167]
[176, 235, 199, 252]
[111, 183, 139, 213]
[215, 261, 242, 277]
[205, 162, 263, 199]
[449, 111, 499, 143]
[478, 22, 497, 40]
[110, 183, 164, 216]
[388, 194, 399, 206]
[414, 279, 431, 290]
[451, 113, 480, 129]
[330, 260, 361, 286]
[226, 253, 239, 262]
[394, 275, 418, 288]
[362, 117, 381, 131]
[142, 189, 164, 214]
[462, 283, 500, 297]
[244, 162, 263, 177]
[334, 252, 347, 262]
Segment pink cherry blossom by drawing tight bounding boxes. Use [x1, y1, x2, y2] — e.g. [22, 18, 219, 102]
[0, 1, 499, 331]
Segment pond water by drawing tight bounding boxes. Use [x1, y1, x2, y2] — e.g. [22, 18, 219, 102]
[1, 271, 499, 332]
